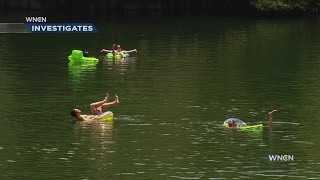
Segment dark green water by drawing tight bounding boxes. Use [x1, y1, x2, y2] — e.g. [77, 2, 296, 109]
[0, 17, 320, 179]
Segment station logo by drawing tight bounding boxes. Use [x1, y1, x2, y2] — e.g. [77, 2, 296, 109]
[24, 17, 98, 33]
[268, 155, 294, 162]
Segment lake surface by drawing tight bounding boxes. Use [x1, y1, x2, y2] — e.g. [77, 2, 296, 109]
[0, 16, 320, 179]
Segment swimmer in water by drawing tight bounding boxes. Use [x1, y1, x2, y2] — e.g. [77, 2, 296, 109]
[227, 120, 238, 128]
[100, 44, 117, 55]
[83, 51, 90, 57]
[101, 44, 138, 58]
[70, 93, 120, 121]
[226, 109, 278, 128]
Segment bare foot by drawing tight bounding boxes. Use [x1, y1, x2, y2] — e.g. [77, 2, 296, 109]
[268, 109, 278, 115]
[134, 49, 138, 53]
[100, 49, 105, 52]
[104, 93, 109, 102]
[115, 94, 120, 104]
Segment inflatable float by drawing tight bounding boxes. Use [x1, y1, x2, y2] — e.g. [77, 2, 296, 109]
[107, 53, 130, 59]
[97, 111, 114, 122]
[68, 50, 99, 62]
[239, 124, 263, 130]
[223, 118, 263, 131]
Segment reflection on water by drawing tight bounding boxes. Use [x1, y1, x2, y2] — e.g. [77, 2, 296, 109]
[72, 121, 115, 178]
[74, 120, 114, 156]
[1, 17, 320, 179]
[68, 60, 98, 90]
[74, 120, 114, 139]
[102, 56, 138, 74]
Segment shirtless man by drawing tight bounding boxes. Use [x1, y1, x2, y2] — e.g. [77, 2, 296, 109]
[70, 93, 120, 121]
[100, 44, 117, 55]
[101, 44, 137, 58]
[115, 46, 137, 58]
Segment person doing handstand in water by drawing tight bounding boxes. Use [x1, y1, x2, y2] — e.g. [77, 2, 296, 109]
[70, 93, 120, 121]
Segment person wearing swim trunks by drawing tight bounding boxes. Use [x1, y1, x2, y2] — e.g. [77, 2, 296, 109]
[70, 93, 120, 121]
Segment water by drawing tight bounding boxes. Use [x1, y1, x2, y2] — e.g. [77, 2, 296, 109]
[0, 16, 320, 179]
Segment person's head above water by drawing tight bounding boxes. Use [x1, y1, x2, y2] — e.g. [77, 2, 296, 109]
[228, 120, 237, 127]
[70, 108, 81, 118]
[117, 47, 122, 52]
[83, 51, 89, 57]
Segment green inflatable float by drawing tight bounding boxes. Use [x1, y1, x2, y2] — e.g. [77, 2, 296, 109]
[68, 50, 99, 62]
[107, 53, 130, 59]
[98, 111, 114, 122]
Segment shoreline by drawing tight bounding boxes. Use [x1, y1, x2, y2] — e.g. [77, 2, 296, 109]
[0, 0, 318, 19]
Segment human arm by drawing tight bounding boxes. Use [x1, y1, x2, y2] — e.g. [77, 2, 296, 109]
[122, 49, 138, 53]
[101, 49, 113, 53]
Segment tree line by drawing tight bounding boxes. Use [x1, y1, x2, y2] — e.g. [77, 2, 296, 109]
[0, 0, 319, 16]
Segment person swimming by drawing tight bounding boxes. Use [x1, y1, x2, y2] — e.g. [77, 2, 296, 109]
[227, 120, 237, 128]
[83, 51, 90, 57]
[225, 109, 278, 128]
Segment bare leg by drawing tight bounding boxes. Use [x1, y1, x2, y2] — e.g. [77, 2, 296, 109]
[268, 110, 278, 127]
[102, 94, 120, 109]
[90, 93, 109, 114]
